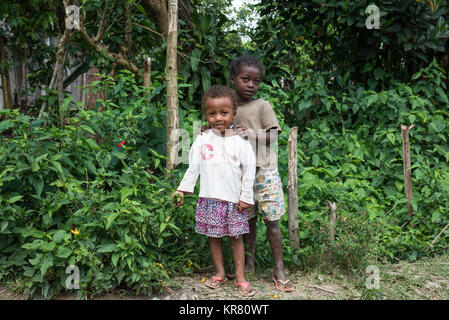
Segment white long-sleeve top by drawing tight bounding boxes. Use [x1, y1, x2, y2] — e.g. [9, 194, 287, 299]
[177, 129, 256, 204]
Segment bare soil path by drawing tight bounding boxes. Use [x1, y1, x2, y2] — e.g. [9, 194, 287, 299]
[1, 255, 448, 300]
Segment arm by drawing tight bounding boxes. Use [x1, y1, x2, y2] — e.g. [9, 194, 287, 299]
[246, 127, 279, 145]
[172, 137, 201, 207]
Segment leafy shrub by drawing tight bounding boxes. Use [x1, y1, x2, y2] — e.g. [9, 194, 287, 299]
[0, 71, 206, 299]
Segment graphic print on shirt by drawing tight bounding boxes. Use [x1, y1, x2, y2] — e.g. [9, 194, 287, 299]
[200, 144, 214, 160]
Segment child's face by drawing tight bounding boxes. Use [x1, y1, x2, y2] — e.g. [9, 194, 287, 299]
[204, 97, 236, 134]
[230, 64, 262, 103]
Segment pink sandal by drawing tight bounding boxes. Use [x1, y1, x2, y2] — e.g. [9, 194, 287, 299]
[205, 276, 227, 289]
[272, 275, 295, 292]
[235, 281, 256, 297]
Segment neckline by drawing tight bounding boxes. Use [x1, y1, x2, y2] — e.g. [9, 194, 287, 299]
[237, 98, 261, 107]
[208, 128, 236, 138]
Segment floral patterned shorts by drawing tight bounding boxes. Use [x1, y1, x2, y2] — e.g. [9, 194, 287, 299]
[246, 167, 286, 221]
[195, 198, 249, 238]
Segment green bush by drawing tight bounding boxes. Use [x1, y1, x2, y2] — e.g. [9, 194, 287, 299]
[255, 59, 449, 273]
[0, 71, 206, 299]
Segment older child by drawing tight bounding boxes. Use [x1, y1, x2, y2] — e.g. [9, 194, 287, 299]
[230, 55, 295, 292]
[172, 85, 256, 296]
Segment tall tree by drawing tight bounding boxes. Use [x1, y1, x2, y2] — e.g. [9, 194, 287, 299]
[166, 0, 179, 170]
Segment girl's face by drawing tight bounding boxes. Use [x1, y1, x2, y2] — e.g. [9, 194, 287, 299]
[204, 97, 236, 135]
[230, 64, 262, 104]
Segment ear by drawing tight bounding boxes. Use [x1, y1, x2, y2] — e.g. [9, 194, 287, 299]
[230, 75, 235, 85]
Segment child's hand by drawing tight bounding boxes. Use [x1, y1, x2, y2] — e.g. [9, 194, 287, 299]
[233, 125, 248, 140]
[171, 191, 184, 208]
[200, 124, 211, 134]
[237, 200, 251, 213]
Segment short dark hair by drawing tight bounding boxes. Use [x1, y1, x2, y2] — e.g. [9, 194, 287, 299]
[229, 55, 265, 78]
[202, 85, 237, 113]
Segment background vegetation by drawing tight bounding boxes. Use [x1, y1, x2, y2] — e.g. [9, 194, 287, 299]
[0, 0, 448, 299]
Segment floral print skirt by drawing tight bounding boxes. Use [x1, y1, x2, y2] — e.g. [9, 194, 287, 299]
[195, 197, 249, 238]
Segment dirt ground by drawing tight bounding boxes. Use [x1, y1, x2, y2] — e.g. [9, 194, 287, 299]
[1, 255, 448, 300]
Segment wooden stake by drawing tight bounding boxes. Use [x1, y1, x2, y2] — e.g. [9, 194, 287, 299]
[288, 127, 300, 250]
[143, 56, 152, 92]
[326, 200, 337, 242]
[401, 124, 415, 222]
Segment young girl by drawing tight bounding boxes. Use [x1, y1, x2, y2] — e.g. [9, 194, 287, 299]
[229, 55, 295, 292]
[171, 85, 256, 296]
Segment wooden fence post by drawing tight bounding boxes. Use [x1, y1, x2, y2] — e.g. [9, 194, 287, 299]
[288, 126, 300, 250]
[401, 124, 415, 224]
[326, 200, 337, 242]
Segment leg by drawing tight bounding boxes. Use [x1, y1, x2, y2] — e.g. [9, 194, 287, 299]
[265, 219, 294, 291]
[209, 237, 225, 279]
[229, 235, 255, 296]
[243, 216, 257, 273]
[228, 236, 246, 283]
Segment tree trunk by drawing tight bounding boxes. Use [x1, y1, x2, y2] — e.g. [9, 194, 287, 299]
[401, 124, 415, 223]
[0, 37, 14, 110]
[144, 0, 169, 36]
[166, 0, 179, 170]
[288, 127, 300, 250]
[39, 22, 71, 119]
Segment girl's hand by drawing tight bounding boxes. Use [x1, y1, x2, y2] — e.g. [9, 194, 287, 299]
[171, 191, 184, 208]
[233, 125, 248, 140]
[200, 124, 211, 134]
[236, 200, 251, 213]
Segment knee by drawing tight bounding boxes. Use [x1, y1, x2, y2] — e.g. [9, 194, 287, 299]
[265, 220, 281, 234]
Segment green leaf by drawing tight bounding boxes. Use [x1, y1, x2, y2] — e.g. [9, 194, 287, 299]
[55, 246, 72, 258]
[191, 49, 201, 72]
[8, 195, 23, 203]
[112, 253, 120, 267]
[85, 138, 101, 150]
[40, 241, 55, 252]
[0, 221, 8, 232]
[80, 125, 95, 134]
[312, 154, 320, 167]
[29, 254, 42, 266]
[135, 3, 146, 14]
[35, 153, 49, 163]
[200, 67, 211, 92]
[40, 254, 54, 277]
[105, 212, 120, 230]
[120, 187, 133, 202]
[0, 120, 14, 133]
[50, 161, 63, 174]
[98, 243, 119, 253]
[33, 178, 44, 196]
[53, 230, 68, 243]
